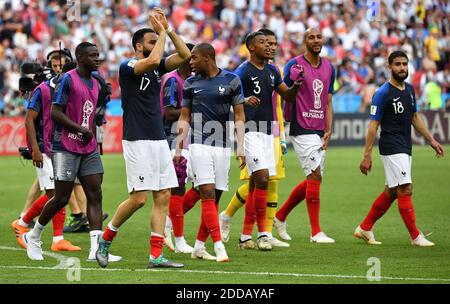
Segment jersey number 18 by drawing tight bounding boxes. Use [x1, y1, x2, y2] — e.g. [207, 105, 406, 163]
[392, 101, 404, 114]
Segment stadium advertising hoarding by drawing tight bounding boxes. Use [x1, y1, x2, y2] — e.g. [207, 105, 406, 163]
[0, 111, 449, 155]
[327, 111, 450, 146]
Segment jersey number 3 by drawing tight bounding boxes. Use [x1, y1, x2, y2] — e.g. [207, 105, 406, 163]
[392, 101, 404, 114]
[253, 81, 261, 94]
[140, 77, 151, 91]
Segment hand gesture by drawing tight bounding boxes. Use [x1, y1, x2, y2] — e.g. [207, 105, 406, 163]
[430, 139, 444, 157]
[360, 156, 372, 175]
[245, 96, 260, 107]
[322, 131, 331, 150]
[81, 128, 94, 143]
[151, 7, 169, 30]
[290, 64, 304, 84]
[32, 149, 43, 168]
[149, 13, 165, 34]
[236, 148, 246, 170]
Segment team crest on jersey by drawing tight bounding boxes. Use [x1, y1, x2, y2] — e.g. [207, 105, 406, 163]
[270, 74, 275, 87]
[154, 70, 161, 83]
[370, 105, 377, 115]
[218, 85, 225, 95]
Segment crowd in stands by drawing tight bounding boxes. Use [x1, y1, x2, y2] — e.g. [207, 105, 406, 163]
[1, 0, 449, 116]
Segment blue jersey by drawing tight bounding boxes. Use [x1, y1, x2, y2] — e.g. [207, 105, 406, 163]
[234, 61, 282, 134]
[27, 86, 45, 153]
[182, 69, 245, 147]
[119, 58, 168, 141]
[370, 82, 417, 156]
[162, 77, 180, 146]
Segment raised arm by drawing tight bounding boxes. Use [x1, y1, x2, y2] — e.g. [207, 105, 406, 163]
[133, 14, 167, 75]
[153, 8, 191, 72]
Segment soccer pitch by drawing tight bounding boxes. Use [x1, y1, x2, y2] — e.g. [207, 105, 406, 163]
[1, 145, 449, 284]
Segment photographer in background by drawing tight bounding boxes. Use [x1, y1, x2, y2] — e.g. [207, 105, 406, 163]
[11, 49, 81, 252]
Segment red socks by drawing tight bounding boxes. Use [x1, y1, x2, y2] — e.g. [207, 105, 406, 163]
[150, 234, 164, 258]
[253, 188, 267, 233]
[242, 190, 255, 235]
[103, 225, 118, 242]
[52, 207, 65, 237]
[22, 194, 49, 224]
[169, 195, 185, 237]
[197, 215, 209, 242]
[360, 192, 394, 231]
[201, 199, 221, 242]
[398, 195, 420, 240]
[306, 180, 321, 237]
[276, 180, 307, 222]
[183, 188, 200, 214]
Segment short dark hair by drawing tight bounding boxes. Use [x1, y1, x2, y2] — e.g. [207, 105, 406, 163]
[194, 43, 215, 59]
[132, 28, 156, 50]
[388, 50, 408, 65]
[257, 28, 276, 38]
[186, 43, 195, 51]
[245, 31, 265, 50]
[75, 42, 97, 58]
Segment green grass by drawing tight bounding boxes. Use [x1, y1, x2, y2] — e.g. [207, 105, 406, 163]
[0, 145, 449, 284]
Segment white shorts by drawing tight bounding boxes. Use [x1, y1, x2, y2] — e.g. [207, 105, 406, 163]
[36, 154, 55, 191]
[291, 134, 326, 176]
[171, 148, 193, 184]
[244, 132, 276, 176]
[188, 144, 231, 191]
[123, 140, 178, 193]
[381, 153, 412, 188]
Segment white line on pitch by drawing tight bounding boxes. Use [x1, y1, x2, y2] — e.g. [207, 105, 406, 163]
[1, 265, 450, 282]
[2, 246, 450, 282]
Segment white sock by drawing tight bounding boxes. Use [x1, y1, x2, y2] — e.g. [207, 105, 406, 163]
[240, 234, 252, 242]
[107, 222, 119, 232]
[175, 236, 186, 246]
[53, 236, 64, 243]
[18, 218, 29, 228]
[89, 230, 102, 254]
[165, 216, 172, 230]
[267, 232, 273, 239]
[30, 221, 45, 240]
[151, 232, 164, 238]
[194, 240, 205, 251]
[221, 213, 231, 221]
[257, 232, 268, 238]
[214, 241, 225, 252]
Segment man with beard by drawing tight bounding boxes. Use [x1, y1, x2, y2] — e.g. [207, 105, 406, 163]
[355, 50, 444, 246]
[96, 9, 191, 268]
[23, 42, 106, 260]
[273, 28, 336, 243]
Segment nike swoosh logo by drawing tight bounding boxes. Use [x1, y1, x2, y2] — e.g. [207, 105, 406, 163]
[394, 97, 400, 101]
[251, 77, 258, 80]
[194, 89, 204, 93]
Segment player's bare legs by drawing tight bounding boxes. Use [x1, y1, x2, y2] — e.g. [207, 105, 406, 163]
[21, 178, 41, 215]
[151, 189, 171, 238]
[110, 191, 148, 228]
[305, 166, 334, 243]
[241, 170, 271, 250]
[192, 184, 228, 262]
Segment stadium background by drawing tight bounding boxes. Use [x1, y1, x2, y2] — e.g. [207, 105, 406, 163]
[0, 0, 449, 284]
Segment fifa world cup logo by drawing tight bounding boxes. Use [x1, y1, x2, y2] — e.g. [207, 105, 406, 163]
[312, 79, 323, 109]
[81, 100, 94, 128]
